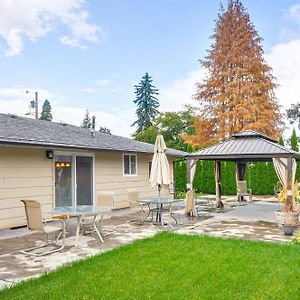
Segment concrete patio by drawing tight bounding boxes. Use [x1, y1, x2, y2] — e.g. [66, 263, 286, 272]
[0, 197, 297, 290]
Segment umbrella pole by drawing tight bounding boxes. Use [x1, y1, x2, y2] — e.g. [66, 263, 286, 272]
[158, 184, 161, 198]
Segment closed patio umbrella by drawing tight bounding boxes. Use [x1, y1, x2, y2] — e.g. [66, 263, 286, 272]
[149, 135, 171, 196]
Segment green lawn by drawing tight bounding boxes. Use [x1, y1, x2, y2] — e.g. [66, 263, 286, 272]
[2, 232, 300, 299]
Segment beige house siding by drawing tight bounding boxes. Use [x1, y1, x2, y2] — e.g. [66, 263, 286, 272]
[0, 147, 53, 229]
[0, 146, 176, 229]
[95, 152, 174, 209]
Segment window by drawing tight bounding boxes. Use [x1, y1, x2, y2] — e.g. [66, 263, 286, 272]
[123, 154, 137, 175]
[148, 161, 152, 178]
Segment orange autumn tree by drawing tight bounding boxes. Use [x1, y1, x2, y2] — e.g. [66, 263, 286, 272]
[192, 0, 283, 144]
[182, 116, 214, 148]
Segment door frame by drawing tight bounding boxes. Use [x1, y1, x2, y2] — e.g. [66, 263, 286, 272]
[52, 151, 95, 207]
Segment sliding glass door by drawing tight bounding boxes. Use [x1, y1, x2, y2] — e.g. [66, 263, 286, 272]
[55, 154, 93, 207]
[76, 156, 93, 205]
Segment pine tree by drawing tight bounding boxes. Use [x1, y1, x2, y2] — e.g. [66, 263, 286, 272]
[132, 72, 159, 134]
[193, 144, 200, 152]
[287, 102, 300, 129]
[99, 127, 111, 135]
[81, 110, 92, 128]
[195, 0, 282, 141]
[278, 135, 285, 146]
[186, 144, 193, 153]
[39, 99, 52, 121]
[290, 128, 299, 152]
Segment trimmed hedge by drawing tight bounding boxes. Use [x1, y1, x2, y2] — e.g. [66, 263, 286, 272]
[175, 160, 300, 195]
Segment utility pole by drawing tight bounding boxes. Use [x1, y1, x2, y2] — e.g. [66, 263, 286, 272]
[26, 91, 38, 119]
[34, 91, 38, 120]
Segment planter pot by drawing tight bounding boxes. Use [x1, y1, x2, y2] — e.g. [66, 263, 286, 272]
[275, 210, 299, 228]
[282, 225, 295, 236]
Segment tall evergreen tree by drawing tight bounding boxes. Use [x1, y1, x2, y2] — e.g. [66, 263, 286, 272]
[278, 135, 285, 146]
[39, 99, 52, 121]
[290, 128, 299, 152]
[132, 72, 159, 134]
[81, 109, 92, 128]
[195, 0, 282, 141]
[287, 102, 300, 129]
[99, 127, 111, 135]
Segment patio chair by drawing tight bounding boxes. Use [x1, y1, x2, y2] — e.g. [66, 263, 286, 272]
[79, 191, 114, 238]
[21, 200, 65, 256]
[237, 181, 252, 204]
[127, 188, 149, 224]
[96, 191, 114, 236]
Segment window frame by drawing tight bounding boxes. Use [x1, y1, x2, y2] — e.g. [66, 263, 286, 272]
[122, 153, 138, 176]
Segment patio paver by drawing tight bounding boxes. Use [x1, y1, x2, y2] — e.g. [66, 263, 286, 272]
[0, 198, 297, 289]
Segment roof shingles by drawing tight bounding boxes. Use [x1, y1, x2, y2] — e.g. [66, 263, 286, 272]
[0, 114, 185, 157]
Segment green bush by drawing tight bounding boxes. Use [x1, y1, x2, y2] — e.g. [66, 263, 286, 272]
[174, 160, 299, 195]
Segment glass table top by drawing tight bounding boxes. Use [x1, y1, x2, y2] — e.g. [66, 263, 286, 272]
[138, 197, 181, 205]
[52, 205, 111, 216]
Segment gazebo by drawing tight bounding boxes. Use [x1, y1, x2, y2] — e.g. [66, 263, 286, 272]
[186, 130, 300, 208]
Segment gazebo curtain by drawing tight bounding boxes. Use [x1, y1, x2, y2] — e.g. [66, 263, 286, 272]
[272, 158, 296, 191]
[190, 159, 197, 188]
[187, 159, 197, 189]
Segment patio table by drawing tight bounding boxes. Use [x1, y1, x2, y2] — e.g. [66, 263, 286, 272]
[51, 205, 111, 247]
[138, 197, 181, 226]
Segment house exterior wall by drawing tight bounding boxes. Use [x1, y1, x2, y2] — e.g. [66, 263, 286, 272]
[0, 147, 53, 229]
[0, 146, 175, 229]
[94, 152, 174, 209]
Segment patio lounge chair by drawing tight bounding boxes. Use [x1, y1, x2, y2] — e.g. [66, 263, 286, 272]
[21, 200, 65, 256]
[237, 181, 252, 204]
[127, 188, 149, 224]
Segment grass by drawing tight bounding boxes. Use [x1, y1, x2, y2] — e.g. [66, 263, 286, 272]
[1, 232, 300, 299]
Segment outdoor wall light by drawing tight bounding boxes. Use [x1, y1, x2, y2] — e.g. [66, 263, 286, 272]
[46, 150, 54, 159]
[55, 162, 71, 168]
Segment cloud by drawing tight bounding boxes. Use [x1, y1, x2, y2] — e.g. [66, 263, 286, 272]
[96, 79, 111, 87]
[265, 39, 300, 112]
[82, 88, 95, 93]
[0, 86, 134, 137]
[158, 38, 300, 133]
[160, 68, 207, 111]
[287, 2, 300, 20]
[0, 0, 103, 56]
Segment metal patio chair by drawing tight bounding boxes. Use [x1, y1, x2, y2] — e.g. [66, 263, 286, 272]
[96, 191, 114, 236]
[127, 188, 149, 224]
[237, 181, 252, 204]
[79, 191, 113, 238]
[21, 200, 65, 256]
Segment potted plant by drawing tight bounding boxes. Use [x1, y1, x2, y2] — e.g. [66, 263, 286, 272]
[275, 182, 300, 235]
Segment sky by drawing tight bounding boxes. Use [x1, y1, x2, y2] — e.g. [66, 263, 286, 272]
[1, 0, 300, 137]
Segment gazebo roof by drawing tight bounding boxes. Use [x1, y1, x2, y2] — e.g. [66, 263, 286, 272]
[186, 130, 300, 162]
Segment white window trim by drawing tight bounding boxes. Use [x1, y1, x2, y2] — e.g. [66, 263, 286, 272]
[122, 153, 138, 176]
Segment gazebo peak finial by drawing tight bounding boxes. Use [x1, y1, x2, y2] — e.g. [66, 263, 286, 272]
[232, 130, 277, 143]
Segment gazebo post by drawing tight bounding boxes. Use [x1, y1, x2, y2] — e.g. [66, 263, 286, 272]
[286, 157, 294, 212]
[186, 159, 192, 191]
[214, 160, 224, 208]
